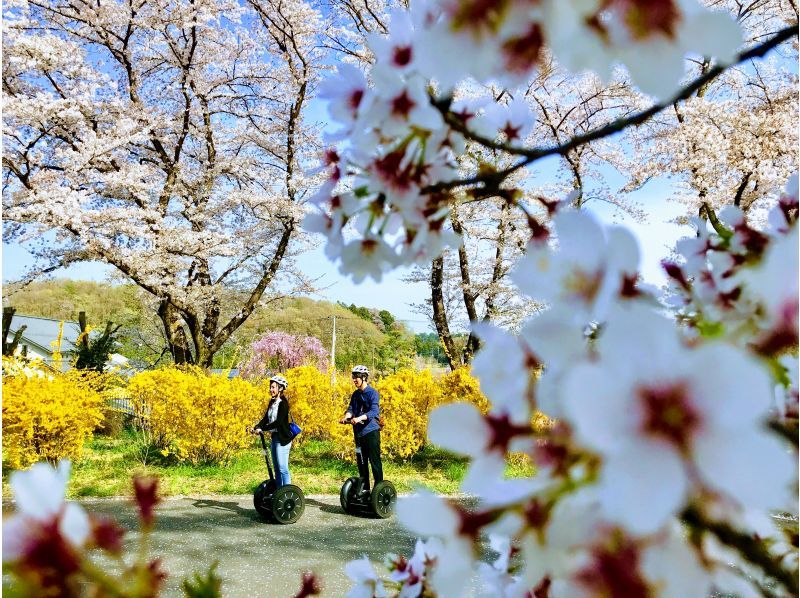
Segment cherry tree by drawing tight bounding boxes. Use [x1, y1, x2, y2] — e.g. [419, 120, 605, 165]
[2, 0, 326, 366]
[2, 0, 798, 595]
[404, 197, 533, 370]
[622, 0, 798, 220]
[240, 330, 328, 378]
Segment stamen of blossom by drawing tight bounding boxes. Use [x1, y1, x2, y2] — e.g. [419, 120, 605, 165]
[638, 382, 701, 451]
[501, 22, 544, 73]
[447, 0, 511, 34]
[486, 412, 533, 454]
[574, 531, 650, 597]
[391, 90, 416, 118]
[392, 45, 413, 67]
[613, 0, 681, 39]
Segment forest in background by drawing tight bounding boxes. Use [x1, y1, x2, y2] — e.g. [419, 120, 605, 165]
[3, 279, 450, 373]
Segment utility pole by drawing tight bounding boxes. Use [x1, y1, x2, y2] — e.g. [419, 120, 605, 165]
[330, 315, 337, 385]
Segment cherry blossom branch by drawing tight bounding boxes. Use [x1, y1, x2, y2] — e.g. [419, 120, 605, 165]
[699, 202, 733, 237]
[681, 504, 799, 595]
[427, 23, 798, 194]
[768, 418, 799, 446]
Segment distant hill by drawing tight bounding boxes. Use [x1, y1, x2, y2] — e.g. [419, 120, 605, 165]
[3, 279, 415, 372]
[3, 279, 142, 326]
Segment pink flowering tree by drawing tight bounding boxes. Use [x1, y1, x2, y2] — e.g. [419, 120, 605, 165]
[240, 331, 329, 379]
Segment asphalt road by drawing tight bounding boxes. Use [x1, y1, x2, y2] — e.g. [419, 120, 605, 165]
[73, 494, 419, 596]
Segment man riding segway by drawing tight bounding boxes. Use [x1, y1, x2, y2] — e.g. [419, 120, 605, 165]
[339, 365, 396, 518]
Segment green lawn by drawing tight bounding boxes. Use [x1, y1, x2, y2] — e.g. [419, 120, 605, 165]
[2, 430, 535, 498]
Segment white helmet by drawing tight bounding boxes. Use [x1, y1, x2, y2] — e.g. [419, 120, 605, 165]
[351, 365, 369, 377]
[269, 375, 288, 390]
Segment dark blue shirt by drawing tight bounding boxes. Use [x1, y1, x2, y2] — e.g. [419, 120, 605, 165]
[347, 385, 380, 437]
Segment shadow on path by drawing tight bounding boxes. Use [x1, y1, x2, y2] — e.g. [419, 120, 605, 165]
[191, 497, 349, 518]
[191, 499, 260, 521]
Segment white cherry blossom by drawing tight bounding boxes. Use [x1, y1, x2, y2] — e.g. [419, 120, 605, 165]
[563, 304, 795, 533]
[345, 556, 387, 598]
[470, 322, 534, 423]
[3, 461, 90, 563]
[511, 209, 642, 323]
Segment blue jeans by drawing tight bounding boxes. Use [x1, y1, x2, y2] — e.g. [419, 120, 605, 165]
[270, 435, 291, 488]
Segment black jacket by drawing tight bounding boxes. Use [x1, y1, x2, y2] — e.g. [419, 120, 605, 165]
[255, 398, 293, 446]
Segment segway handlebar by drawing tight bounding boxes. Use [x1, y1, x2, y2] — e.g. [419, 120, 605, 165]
[246, 426, 270, 450]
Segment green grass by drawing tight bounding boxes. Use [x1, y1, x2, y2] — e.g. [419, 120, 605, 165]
[2, 430, 536, 498]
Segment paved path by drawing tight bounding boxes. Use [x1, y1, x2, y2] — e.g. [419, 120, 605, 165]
[7, 495, 421, 597]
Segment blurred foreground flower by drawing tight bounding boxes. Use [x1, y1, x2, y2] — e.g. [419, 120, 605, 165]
[2, 461, 206, 598]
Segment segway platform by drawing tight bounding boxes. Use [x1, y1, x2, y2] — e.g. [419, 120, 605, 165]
[338, 420, 397, 518]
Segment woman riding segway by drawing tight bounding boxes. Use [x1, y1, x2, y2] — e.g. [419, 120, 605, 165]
[250, 374, 305, 524]
[338, 365, 396, 518]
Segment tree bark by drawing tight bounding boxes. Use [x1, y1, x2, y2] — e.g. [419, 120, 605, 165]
[430, 255, 458, 371]
[157, 300, 194, 365]
[449, 210, 481, 364]
[483, 201, 510, 322]
[2, 307, 26, 357]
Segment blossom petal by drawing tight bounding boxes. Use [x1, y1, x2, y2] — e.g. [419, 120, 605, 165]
[397, 491, 459, 537]
[59, 502, 90, 547]
[10, 461, 69, 521]
[598, 448, 687, 535]
[688, 344, 773, 429]
[428, 403, 489, 457]
[694, 430, 796, 511]
[2, 516, 31, 562]
[429, 538, 474, 597]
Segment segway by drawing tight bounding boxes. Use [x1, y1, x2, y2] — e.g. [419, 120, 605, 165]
[339, 418, 396, 518]
[253, 431, 305, 524]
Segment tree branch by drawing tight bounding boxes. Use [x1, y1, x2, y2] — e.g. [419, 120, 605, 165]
[681, 504, 798, 596]
[426, 24, 797, 194]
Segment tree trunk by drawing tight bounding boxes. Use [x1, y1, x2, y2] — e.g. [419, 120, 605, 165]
[157, 300, 194, 365]
[2, 307, 26, 357]
[484, 201, 510, 323]
[431, 256, 458, 371]
[450, 211, 480, 365]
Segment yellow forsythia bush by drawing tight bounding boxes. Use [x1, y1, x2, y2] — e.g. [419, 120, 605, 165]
[438, 366, 491, 414]
[125, 364, 552, 464]
[127, 366, 263, 464]
[373, 368, 442, 459]
[2, 359, 105, 468]
[284, 366, 342, 445]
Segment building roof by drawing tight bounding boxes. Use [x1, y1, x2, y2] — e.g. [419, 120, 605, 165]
[8, 314, 82, 355]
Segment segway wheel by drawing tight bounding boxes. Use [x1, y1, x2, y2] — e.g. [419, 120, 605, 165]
[371, 480, 396, 519]
[254, 480, 277, 519]
[340, 477, 359, 514]
[272, 484, 305, 524]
